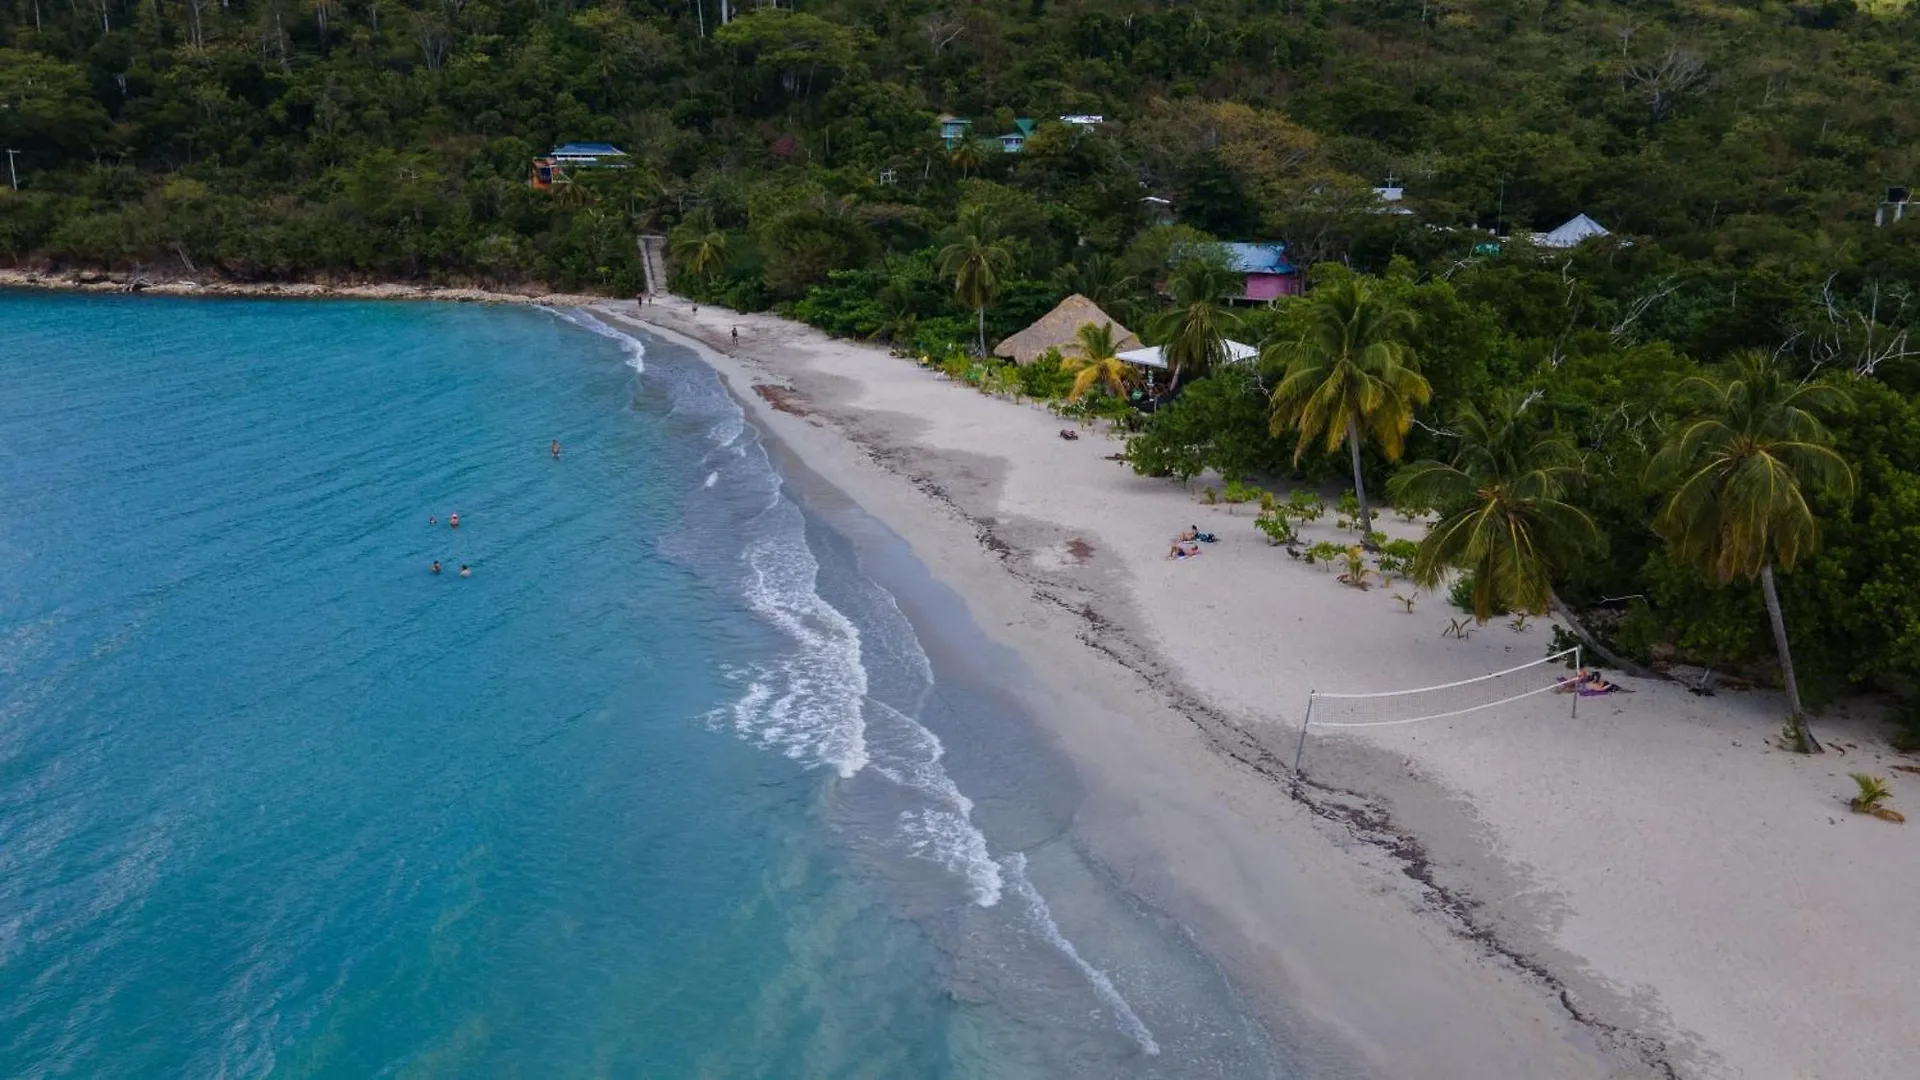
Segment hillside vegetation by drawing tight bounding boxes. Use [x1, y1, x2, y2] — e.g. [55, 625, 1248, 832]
[3, 0, 1918, 735]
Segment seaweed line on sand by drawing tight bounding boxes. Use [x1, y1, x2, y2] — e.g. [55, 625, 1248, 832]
[780, 381, 1682, 1080]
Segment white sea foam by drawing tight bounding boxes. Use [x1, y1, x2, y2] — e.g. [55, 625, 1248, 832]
[868, 702, 1003, 907]
[550, 308, 646, 373]
[704, 471, 719, 489]
[727, 532, 871, 778]
[1003, 852, 1161, 1057]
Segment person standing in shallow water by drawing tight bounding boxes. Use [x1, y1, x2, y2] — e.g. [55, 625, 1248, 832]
[431, 560, 442, 575]
[459, 564, 472, 578]
[448, 512, 459, 528]
[551, 439, 561, 459]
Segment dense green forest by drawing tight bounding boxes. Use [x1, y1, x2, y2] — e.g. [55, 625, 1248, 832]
[3, 0, 1917, 738]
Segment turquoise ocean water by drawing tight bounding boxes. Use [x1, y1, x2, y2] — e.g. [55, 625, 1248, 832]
[0, 294, 1289, 1078]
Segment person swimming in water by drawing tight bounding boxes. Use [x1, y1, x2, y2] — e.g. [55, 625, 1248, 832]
[550, 439, 561, 458]
[429, 516, 437, 526]
[458, 564, 472, 578]
[448, 512, 460, 528]
[431, 560, 442, 575]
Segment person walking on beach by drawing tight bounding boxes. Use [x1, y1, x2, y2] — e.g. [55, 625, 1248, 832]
[730, 326, 739, 348]
[551, 439, 562, 459]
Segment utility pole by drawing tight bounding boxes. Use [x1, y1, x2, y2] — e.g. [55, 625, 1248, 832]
[6, 150, 19, 191]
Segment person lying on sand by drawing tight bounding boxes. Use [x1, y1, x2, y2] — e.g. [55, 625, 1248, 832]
[1177, 526, 1218, 544]
[1168, 542, 1201, 559]
[1556, 669, 1631, 696]
[1058, 429, 1079, 441]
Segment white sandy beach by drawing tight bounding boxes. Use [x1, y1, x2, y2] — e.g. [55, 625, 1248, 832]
[599, 293, 1919, 1080]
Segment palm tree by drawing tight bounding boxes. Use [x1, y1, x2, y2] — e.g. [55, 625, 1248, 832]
[1387, 390, 1604, 622]
[1645, 350, 1854, 753]
[669, 211, 728, 281]
[938, 207, 1013, 355]
[1056, 254, 1134, 310]
[948, 136, 993, 178]
[1266, 276, 1431, 545]
[1061, 322, 1133, 400]
[1146, 256, 1242, 391]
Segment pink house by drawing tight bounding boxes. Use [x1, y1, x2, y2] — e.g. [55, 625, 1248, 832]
[1223, 243, 1302, 301]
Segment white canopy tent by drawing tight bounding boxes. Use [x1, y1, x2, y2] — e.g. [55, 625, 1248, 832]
[1532, 213, 1610, 249]
[1116, 339, 1260, 370]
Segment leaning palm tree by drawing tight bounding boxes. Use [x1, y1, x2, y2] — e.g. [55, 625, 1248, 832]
[938, 206, 1013, 355]
[1266, 276, 1431, 545]
[669, 212, 728, 281]
[1387, 390, 1604, 622]
[1061, 322, 1133, 400]
[1645, 350, 1854, 753]
[1147, 256, 1242, 391]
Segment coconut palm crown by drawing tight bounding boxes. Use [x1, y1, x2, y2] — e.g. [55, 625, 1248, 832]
[938, 206, 1014, 355]
[1146, 255, 1241, 391]
[1645, 350, 1854, 752]
[1388, 390, 1604, 622]
[1061, 321, 1134, 401]
[1265, 276, 1431, 543]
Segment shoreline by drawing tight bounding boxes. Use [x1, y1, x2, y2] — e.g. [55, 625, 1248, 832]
[599, 303, 1664, 1077]
[599, 294, 1920, 1080]
[0, 268, 602, 307]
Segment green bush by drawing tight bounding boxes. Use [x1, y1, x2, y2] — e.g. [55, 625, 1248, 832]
[1448, 571, 1509, 617]
[1255, 511, 1296, 545]
[1283, 490, 1326, 523]
[1376, 539, 1418, 579]
[1014, 352, 1077, 400]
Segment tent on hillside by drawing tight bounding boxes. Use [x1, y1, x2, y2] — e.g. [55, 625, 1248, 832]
[1532, 213, 1610, 249]
[1116, 339, 1259, 370]
[992, 294, 1142, 365]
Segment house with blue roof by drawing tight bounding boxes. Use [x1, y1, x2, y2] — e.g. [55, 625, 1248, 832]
[1220, 242, 1301, 301]
[531, 142, 630, 189]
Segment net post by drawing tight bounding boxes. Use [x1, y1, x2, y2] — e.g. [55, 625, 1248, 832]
[1570, 645, 1582, 719]
[1292, 692, 1316, 776]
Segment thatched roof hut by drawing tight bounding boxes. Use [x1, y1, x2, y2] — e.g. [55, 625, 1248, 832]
[992, 294, 1141, 365]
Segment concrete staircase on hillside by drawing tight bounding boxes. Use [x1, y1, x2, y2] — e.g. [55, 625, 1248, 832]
[637, 234, 668, 298]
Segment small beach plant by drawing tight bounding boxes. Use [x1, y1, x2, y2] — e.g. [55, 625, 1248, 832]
[1392, 592, 1417, 614]
[1375, 538, 1418, 582]
[1222, 479, 1262, 512]
[1255, 509, 1296, 545]
[1303, 540, 1343, 569]
[1848, 774, 1904, 822]
[1283, 490, 1326, 524]
[1200, 486, 1217, 505]
[1337, 546, 1372, 588]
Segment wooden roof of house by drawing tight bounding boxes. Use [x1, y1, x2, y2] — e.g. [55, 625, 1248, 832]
[992, 294, 1142, 365]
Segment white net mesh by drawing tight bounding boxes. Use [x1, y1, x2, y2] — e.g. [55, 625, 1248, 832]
[1293, 648, 1581, 773]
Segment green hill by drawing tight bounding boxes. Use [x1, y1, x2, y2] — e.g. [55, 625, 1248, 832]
[4, 0, 1919, 732]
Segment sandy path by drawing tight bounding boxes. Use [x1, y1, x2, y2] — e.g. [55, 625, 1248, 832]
[598, 294, 1917, 1080]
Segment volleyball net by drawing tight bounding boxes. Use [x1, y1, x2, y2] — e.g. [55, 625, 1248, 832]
[1292, 646, 1582, 775]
